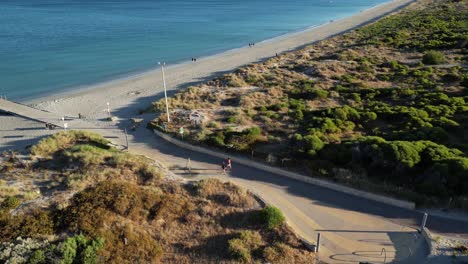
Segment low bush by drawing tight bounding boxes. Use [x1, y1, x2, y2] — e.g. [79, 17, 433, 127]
[28, 249, 46, 264]
[422, 51, 446, 65]
[0, 237, 49, 264]
[31, 131, 110, 157]
[0, 209, 55, 242]
[263, 242, 295, 263]
[62, 182, 165, 263]
[228, 238, 251, 262]
[253, 206, 285, 229]
[58, 234, 104, 264]
[1, 196, 20, 211]
[228, 230, 263, 263]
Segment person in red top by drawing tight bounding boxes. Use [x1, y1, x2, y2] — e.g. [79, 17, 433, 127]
[226, 158, 232, 171]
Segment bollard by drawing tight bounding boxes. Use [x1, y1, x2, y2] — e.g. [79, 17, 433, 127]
[419, 213, 428, 233]
[187, 158, 192, 176]
[315, 233, 321, 253]
[124, 128, 129, 150]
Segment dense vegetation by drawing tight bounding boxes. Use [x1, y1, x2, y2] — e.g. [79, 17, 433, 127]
[150, 0, 468, 208]
[0, 131, 312, 263]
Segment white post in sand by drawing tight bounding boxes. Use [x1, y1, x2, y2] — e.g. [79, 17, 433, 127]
[158, 62, 170, 123]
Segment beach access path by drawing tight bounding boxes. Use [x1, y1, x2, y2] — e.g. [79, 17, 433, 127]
[4, 0, 465, 262]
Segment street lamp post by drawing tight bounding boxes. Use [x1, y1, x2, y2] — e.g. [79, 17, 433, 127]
[158, 62, 170, 123]
[106, 102, 111, 117]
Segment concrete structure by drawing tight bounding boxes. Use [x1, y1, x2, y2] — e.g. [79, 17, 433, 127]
[0, 98, 64, 128]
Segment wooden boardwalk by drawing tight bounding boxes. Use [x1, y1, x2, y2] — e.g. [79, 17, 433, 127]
[0, 98, 64, 128]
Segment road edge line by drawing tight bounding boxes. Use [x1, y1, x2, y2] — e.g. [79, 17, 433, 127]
[153, 129, 415, 210]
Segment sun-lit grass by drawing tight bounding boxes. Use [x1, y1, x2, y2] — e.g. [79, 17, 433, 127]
[30, 130, 110, 157]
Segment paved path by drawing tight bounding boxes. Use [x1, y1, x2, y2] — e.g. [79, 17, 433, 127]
[0, 98, 65, 128]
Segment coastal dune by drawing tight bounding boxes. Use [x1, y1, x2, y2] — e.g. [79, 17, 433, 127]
[29, 0, 415, 121]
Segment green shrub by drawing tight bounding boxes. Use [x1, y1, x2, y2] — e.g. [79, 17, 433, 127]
[363, 111, 377, 121]
[227, 116, 237, 124]
[58, 234, 104, 264]
[227, 131, 263, 151]
[310, 89, 329, 99]
[422, 51, 446, 65]
[29, 249, 46, 264]
[1, 196, 20, 211]
[207, 121, 220, 129]
[295, 109, 304, 121]
[246, 127, 262, 136]
[351, 93, 362, 103]
[60, 237, 77, 264]
[254, 206, 285, 229]
[31, 131, 110, 157]
[207, 132, 225, 147]
[0, 209, 55, 242]
[304, 135, 325, 156]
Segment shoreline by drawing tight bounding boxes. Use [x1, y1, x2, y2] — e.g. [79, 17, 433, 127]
[26, 0, 415, 121]
[19, 1, 392, 104]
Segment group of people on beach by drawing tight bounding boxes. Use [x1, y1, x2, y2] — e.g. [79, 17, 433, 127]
[191, 58, 197, 62]
[248, 43, 255, 47]
[221, 157, 232, 174]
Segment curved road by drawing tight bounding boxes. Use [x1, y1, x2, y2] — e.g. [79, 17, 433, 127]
[120, 118, 468, 263]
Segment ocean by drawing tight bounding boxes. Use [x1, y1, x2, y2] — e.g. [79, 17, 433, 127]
[0, 0, 389, 101]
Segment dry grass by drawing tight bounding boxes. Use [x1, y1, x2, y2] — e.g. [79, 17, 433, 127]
[194, 179, 257, 208]
[0, 133, 315, 263]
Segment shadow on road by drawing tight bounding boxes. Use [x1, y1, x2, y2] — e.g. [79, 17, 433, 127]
[106, 89, 468, 239]
[329, 231, 427, 264]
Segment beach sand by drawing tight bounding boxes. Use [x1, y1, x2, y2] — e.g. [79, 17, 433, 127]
[24, 0, 415, 125]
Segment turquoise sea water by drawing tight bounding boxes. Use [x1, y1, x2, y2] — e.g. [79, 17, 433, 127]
[0, 0, 389, 101]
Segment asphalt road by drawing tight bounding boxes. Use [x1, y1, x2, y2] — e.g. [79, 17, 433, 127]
[121, 120, 437, 263]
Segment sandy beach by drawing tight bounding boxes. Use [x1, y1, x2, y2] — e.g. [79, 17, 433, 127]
[22, 0, 415, 125]
[1, 0, 415, 152]
[1, 0, 415, 155]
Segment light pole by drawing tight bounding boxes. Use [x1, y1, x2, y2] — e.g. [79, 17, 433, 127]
[106, 102, 111, 117]
[158, 62, 170, 123]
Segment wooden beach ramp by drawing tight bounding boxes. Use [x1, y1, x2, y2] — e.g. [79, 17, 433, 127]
[0, 98, 64, 128]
